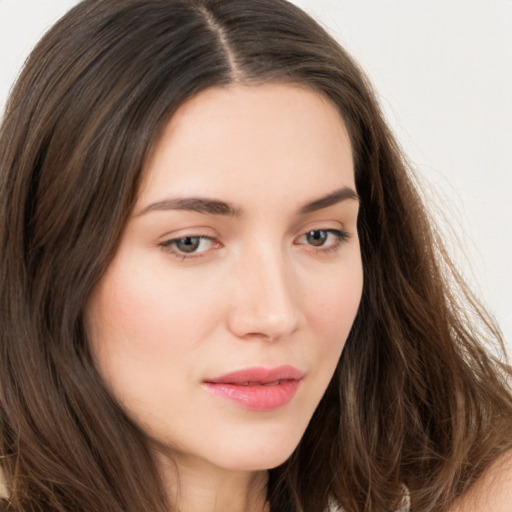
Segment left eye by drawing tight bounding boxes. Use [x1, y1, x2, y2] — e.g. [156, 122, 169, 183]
[296, 229, 348, 248]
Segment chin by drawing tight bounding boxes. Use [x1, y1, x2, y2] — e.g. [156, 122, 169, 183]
[208, 430, 303, 472]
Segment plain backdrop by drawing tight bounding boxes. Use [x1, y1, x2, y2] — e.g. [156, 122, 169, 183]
[1, 0, 511, 353]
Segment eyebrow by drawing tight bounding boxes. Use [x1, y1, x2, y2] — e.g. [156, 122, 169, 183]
[298, 187, 359, 214]
[137, 197, 243, 217]
[137, 186, 359, 217]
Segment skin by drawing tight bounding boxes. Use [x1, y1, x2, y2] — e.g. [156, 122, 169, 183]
[84, 83, 363, 512]
[448, 450, 512, 512]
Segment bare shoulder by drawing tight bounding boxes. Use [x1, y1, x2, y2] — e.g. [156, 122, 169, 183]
[0, 468, 6, 499]
[448, 449, 512, 512]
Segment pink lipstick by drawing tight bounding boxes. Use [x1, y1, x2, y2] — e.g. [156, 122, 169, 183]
[203, 365, 303, 411]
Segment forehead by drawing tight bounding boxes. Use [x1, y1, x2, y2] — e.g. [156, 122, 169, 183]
[139, 83, 354, 207]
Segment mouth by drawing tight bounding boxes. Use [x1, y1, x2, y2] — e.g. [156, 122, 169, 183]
[203, 365, 303, 411]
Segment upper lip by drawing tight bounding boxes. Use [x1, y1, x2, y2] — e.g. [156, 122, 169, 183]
[204, 365, 304, 385]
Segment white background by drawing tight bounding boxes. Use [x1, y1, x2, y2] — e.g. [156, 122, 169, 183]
[1, 1, 511, 353]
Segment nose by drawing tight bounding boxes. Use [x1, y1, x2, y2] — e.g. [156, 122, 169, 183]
[226, 243, 301, 341]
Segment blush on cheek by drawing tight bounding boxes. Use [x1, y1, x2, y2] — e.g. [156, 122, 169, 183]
[311, 270, 362, 327]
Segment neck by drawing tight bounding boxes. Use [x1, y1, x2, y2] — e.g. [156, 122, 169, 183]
[157, 452, 269, 512]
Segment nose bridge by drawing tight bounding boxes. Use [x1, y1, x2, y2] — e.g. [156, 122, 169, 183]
[228, 238, 300, 340]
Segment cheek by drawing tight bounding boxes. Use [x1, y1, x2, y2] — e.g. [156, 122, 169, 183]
[84, 257, 223, 430]
[309, 259, 363, 332]
[83, 263, 192, 418]
[86, 256, 222, 363]
[304, 258, 363, 367]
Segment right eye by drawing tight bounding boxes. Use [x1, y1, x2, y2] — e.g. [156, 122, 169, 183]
[160, 235, 219, 259]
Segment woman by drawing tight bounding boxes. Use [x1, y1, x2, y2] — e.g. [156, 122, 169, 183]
[1, 1, 511, 511]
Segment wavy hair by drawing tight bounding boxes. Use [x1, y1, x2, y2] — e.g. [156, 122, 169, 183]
[1, 1, 511, 511]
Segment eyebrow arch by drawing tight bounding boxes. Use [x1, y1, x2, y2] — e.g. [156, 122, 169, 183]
[137, 187, 359, 218]
[137, 197, 243, 217]
[298, 187, 360, 214]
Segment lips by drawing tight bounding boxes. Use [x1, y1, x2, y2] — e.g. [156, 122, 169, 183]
[203, 365, 303, 411]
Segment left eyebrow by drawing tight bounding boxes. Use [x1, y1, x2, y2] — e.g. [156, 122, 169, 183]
[298, 187, 360, 214]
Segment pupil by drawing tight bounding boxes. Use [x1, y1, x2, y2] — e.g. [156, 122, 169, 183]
[176, 237, 200, 253]
[307, 230, 327, 246]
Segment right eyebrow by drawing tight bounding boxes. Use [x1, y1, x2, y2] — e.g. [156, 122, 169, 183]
[136, 196, 243, 217]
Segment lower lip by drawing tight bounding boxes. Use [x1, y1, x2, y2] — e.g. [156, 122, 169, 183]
[203, 379, 301, 411]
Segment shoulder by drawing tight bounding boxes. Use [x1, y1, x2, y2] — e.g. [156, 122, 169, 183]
[447, 449, 512, 512]
[0, 469, 6, 500]
[0, 469, 8, 508]
[328, 486, 411, 511]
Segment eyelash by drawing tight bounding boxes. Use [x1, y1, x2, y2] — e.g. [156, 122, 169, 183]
[159, 235, 218, 261]
[295, 229, 350, 255]
[159, 229, 350, 260]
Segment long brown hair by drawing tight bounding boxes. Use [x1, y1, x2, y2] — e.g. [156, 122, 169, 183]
[1, 1, 511, 511]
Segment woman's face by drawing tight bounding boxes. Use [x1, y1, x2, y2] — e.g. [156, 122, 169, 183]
[85, 83, 363, 473]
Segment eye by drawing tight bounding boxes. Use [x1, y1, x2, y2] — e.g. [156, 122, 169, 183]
[295, 229, 350, 253]
[160, 235, 218, 258]
[305, 230, 329, 247]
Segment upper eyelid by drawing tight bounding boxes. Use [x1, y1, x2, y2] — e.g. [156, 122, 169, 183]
[294, 228, 350, 243]
[154, 211, 351, 235]
[157, 228, 217, 243]
[161, 234, 216, 247]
